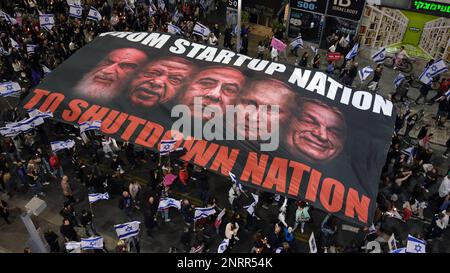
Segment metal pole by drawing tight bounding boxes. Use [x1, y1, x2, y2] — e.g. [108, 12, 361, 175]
[236, 0, 242, 53]
[318, 0, 331, 49]
[20, 213, 48, 253]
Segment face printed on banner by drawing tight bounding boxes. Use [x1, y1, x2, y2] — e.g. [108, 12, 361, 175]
[236, 79, 296, 140]
[178, 67, 245, 121]
[286, 98, 346, 163]
[74, 48, 147, 102]
[128, 57, 194, 109]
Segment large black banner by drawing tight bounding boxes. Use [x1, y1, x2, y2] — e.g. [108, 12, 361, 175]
[20, 32, 395, 226]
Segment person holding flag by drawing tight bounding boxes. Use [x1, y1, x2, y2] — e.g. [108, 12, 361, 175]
[290, 33, 303, 57]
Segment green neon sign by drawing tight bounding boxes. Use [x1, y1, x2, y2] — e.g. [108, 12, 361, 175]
[411, 0, 450, 14]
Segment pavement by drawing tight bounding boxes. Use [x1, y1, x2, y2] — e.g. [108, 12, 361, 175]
[1, 7, 450, 253]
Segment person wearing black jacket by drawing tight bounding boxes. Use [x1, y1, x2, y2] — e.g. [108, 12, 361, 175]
[44, 229, 60, 252]
[266, 223, 282, 252]
[60, 219, 79, 242]
[142, 195, 158, 238]
[80, 209, 99, 237]
[0, 199, 10, 224]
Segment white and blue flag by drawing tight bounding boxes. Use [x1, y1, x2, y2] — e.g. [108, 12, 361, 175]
[345, 43, 359, 60]
[51, 139, 75, 153]
[87, 6, 102, 22]
[27, 108, 53, 119]
[393, 73, 405, 87]
[193, 22, 210, 38]
[65, 241, 81, 253]
[290, 37, 303, 49]
[419, 59, 448, 85]
[10, 38, 19, 49]
[217, 238, 229, 253]
[406, 234, 426, 253]
[114, 221, 141, 240]
[69, 4, 83, 19]
[148, 4, 156, 16]
[371, 47, 386, 64]
[0, 10, 17, 25]
[358, 66, 374, 81]
[0, 47, 9, 56]
[81, 236, 103, 250]
[194, 206, 216, 221]
[79, 120, 102, 133]
[172, 9, 182, 23]
[310, 45, 318, 56]
[199, 0, 207, 10]
[42, 64, 52, 74]
[39, 13, 55, 31]
[390, 247, 406, 253]
[402, 146, 415, 164]
[157, 0, 166, 10]
[158, 197, 181, 210]
[88, 192, 109, 203]
[26, 44, 38, 55]
[0, 82, 21, 97]
[168, 23, 182, 35]
[229, 171, 244, 192]
[160, 138, 176, 155]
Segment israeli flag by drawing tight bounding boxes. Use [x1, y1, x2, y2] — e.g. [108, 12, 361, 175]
[81, 236, 103, 250]
[393, 73, 405, 87]
[79, 120, 102, 133]
[69, 4, 83, 19]
[0, 47, 9, 56]
[199, 0, 207, 10]
[42, 65, 52, 74]
[66, 0, 81, 5]
[371, 47, 386, 64]
[114, 221, 141, 240]
[51, 139, 75, 153]
[168, 23, 182, 35]
[290, 37, 303, 49]
[231, 24, 239, 36]
[0, 10, 17, 25]
[124, 0, 135, 14]
[244, 193, 259, 216]
[26, 44, 38, 55]
[358, 66, 374, 81]
[27, 108, 53, 119]
[310, 45, 318, 56]
[193, 22, 210, 38]
[87, 6, 102, 22]
[39, 14, 55, 31]
[88, 192, 109, 203]
[148, 5, 156, 16]
[391, 247, 406, 253]
[229, 171, 244, 191]
[0, 82, 21, 97]
[158, 0, 166, 11]
[402, 146, 415, 164]
[160, 138, 176, 155]
[406, 235, 426, 253]
[158, 197, 181, 210]
[10, 38, 19, 49]
[194, 206, 216, 221]
[345, 43, 359, 60]
[217, 238, 229, 253]
[172, 9, 182, 23]
[215, 208, 226, 223]
[419, 59, 448, 85]
[65, 241, 81, 253]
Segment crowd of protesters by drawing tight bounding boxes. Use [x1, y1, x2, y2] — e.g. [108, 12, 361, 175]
[0, 0, 449, 253]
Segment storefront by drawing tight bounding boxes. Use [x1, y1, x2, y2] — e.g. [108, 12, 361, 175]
[287, 0, 366, 48]
[241, 0, 285, 27]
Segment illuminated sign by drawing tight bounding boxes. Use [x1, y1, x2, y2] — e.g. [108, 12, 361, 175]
[410, 0, 450, 16]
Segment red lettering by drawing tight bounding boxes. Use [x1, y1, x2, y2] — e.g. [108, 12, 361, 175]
[120, 115, 146, 141]
[262, 158, 288, 193]
[241, 152, 268, 186]
[320, 178, 344, 213]
[23, 89, 49, 110]
[78, 105, 110, 124]
[288, 161, 311, 196]
[135, 121, 164, 149]
[39, 92, 65, 113]
[61, 99, 89, 122]
[180, 140, 219, 167]
[345, 188, 370, 224]
[209, 146, 239, 176]
[305, 169, 322, 202]
[101, 110, 129, 134]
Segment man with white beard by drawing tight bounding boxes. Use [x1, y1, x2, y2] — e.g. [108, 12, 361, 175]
[74, 48, 148, 102]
